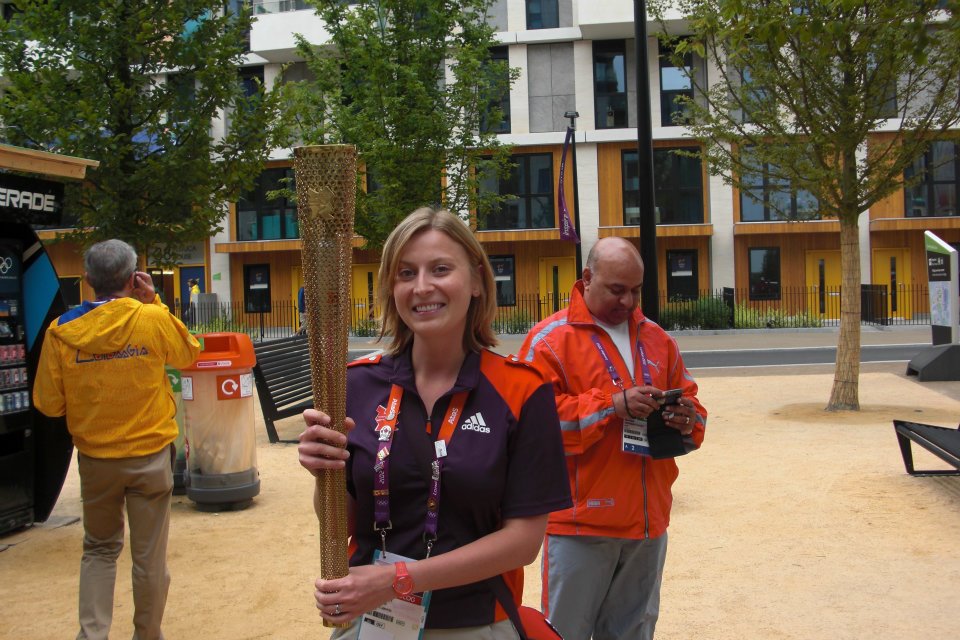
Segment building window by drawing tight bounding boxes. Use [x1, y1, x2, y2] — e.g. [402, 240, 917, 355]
[243, 263, 272, 313]
[481, 46, 511, 135]
[622, 148, 704, 225]
[749, 247, 781, 301]
[666, 250, 698, 301]
[740, 152, 818, 221]
[166, 73, 196, 128]
[526, 0, 558, 29]
[736, 59, 768, 125]
[237, 167, 298, 241]
[478, 153, 554, 231]
[593, 40, 628, 129]
[489, 255, 516, 306]
[659, 41, 694, 126]
[238, 66, 264, 98]
[904, 141, 958, 218]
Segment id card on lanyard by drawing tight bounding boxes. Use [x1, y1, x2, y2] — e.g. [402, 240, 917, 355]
[591, 333, 655, 456]
[358, 551, 431, 640]
[363, 385, 470, 639]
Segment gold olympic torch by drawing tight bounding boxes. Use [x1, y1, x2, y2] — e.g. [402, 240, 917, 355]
[294, 144, 357, 628]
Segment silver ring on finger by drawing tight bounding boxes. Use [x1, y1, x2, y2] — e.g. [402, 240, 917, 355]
[334, 603, 341, 616]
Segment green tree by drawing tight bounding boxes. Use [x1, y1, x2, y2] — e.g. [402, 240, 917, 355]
[290, 0, 516, 248]
[0, 0, 289, 267]
[651, 0, 960, 410]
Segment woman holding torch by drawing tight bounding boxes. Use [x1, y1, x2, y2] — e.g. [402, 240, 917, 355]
[298, 207, 571, 638]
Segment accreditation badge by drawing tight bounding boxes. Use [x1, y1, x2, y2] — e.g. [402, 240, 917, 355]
[622, 417, 651, 456]
[357, 551, 431, 640]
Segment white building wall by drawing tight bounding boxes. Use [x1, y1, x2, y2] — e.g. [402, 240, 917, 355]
[577, 141, 601, 258]
[210, 218, 233, 305]
[709, 171, 736, 290]
[510, 45, 531, 134]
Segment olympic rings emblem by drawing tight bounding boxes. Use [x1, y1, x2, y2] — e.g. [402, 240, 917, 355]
[0, 257, 12, 275]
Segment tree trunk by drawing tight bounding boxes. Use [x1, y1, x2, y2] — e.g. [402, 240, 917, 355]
[827, 217, 862, 411]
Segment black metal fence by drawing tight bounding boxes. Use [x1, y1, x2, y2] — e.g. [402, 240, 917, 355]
[658, 284, 930, 330]
[171, 284, 931, 342]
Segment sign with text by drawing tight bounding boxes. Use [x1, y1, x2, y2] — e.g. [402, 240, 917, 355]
[0, 173, 64, 225]
[924, 231, 959, 345]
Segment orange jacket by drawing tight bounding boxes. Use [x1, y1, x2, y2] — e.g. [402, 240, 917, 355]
[519, 281, 706, 539]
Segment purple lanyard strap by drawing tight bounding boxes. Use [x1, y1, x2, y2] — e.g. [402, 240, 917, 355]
[372, 384, 469, 558]
[590, 331, 653, 388]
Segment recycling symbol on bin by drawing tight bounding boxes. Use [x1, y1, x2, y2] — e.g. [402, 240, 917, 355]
[216, 373, 251, 400]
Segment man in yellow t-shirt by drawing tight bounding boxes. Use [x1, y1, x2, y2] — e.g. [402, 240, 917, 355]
[34, 239, 200, 640]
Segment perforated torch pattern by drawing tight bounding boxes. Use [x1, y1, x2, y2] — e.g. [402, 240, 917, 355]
[294, 145, 357, 591]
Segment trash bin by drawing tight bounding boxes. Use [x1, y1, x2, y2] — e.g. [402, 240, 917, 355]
[165, 365, 187, 495]
[181, 332, 260, 511]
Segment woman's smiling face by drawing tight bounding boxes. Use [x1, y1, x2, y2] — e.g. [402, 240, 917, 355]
[392, 228, 480, 345]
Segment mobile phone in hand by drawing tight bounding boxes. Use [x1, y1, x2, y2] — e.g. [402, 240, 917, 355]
[660, 388, 683, 406]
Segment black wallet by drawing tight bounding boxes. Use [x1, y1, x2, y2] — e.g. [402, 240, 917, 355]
[644, 408, 689, 459]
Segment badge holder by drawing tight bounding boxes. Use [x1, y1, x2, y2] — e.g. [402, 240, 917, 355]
[357, 551, 431, 640]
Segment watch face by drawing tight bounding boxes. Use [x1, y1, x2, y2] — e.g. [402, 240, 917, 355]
[394, 575, 414, 596]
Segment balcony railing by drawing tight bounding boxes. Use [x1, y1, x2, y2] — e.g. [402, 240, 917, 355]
[169, 284, 930, 343]
[249, 0, 312, 14]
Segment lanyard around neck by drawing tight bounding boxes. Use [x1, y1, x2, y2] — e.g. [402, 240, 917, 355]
[590, 332, 653, 388]
[372, 383, 469, 558]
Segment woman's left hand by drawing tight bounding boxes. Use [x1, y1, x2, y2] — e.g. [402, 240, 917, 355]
[314, 564, 396, 624]
[663, 397, 697, 436]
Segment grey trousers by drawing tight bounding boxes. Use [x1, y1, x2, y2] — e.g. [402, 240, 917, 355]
[543, 532, 669, 640]
[76, 446, 173, 640]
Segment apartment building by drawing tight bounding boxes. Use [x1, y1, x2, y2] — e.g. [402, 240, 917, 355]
[22, 0, 960, 324]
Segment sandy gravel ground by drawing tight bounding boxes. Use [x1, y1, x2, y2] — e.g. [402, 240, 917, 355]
[1, 363, 958, 639]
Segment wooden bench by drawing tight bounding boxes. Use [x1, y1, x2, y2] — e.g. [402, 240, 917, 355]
[893, 420, 960, 476]
[252, 335, 377, 443]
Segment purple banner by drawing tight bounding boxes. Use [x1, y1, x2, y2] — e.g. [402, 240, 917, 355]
[558, 126, 580, 243]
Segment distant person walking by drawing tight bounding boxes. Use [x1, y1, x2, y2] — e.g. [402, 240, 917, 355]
[297, 285, 306, 335]
[33, 239, 200, 640]
[186, 277, 200, 325]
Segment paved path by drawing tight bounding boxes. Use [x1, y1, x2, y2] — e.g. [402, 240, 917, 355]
[482, 324, 933, 358]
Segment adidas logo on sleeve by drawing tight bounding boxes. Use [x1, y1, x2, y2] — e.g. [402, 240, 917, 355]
[460, 412, 490, 434]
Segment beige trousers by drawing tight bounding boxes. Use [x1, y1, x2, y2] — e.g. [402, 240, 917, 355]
[76, 446, 173, 640]
[331, 617, 520, 639]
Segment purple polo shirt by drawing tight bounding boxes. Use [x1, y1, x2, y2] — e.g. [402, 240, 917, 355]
[344, 348, 572, 629]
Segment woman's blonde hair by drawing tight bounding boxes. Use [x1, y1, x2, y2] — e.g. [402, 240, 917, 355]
[377, 207, 498, 355]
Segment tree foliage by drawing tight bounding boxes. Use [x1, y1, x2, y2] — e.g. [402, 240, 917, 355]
[0, 0, 290, 267]
[289, 0, 516, 248]
[651, 0, 960, 410]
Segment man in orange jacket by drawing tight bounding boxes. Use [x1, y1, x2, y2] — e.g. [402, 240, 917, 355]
[34, 239, 200, 640]
[519, 237, 707, 640]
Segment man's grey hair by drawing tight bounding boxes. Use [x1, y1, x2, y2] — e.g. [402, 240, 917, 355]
[85, 239, 137, 296]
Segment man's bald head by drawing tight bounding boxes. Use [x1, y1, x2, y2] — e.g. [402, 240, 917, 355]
[582, 237, 645, 326]
[585, 237, 644, 274]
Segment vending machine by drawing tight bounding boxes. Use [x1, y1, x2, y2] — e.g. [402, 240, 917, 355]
[0, 181, 72, 535]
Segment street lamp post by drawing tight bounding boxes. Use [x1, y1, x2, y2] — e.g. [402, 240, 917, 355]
[564, 110, 584, 274]
[634, 0, 660, 322]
